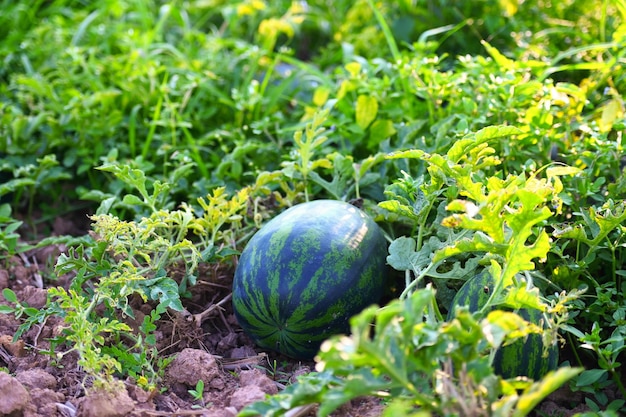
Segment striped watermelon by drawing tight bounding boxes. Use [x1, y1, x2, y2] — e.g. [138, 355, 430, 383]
[448, 272, 559, 379]
[232, 200, 388, 360]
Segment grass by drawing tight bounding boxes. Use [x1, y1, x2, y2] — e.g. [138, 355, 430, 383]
[1, 0, 626, 415]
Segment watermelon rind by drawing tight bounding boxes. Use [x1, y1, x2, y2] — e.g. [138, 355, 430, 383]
[448, 272, 559, 379]
[232, 199, 388, 360]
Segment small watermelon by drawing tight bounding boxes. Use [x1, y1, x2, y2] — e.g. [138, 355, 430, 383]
[448, 272, 559, 379]
[232, 199, 388, 360]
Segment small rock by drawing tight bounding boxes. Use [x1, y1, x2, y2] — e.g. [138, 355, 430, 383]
[0, 371, 31, 415]
[166, 348, 220, 387]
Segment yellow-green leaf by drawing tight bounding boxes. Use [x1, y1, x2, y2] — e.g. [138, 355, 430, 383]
[312, 86, 331, 107]
[599, 98, 624, 132]
[369, 119, 396, 145]
[513, 367, 583, 417]
[546, 165, 581, 178]
[356, 94, 378, 129]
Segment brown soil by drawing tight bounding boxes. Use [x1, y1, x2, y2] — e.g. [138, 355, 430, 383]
[0, 214, 615, 417]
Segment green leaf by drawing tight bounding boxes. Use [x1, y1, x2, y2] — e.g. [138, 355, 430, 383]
[368, 119, 396, 147]
[0, 178, 36, 197]
[576, 368, 607, 386]
[122, 194, 144, 207]
[0, 305, 16, 314]
[2, 288, 18, 303]
[307, 153, 354, 200]
[503, 231, 551, 286]
[0, 204, 12, 218]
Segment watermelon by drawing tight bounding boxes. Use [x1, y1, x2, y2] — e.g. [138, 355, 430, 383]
[448, 272, 559, 379]
[232, 199, 388, 360]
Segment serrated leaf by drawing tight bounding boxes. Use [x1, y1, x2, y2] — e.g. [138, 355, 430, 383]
[357, 153, 386, 178]
[379, 199, 420, 221]
[433, 232, 506, 263]
[308, 153, 353, 200]
[428, 256, 481, 280]
[447, 125, 522, 165]
[552, 224, 589, 243]
[502, 285, 546, 311]
[387, 237, 417, 271]
[503, 230, 551, 285]
[387, 236, 439, 274]
[483, 310, 530, 348]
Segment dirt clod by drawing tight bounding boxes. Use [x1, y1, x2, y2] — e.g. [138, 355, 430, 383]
[75, 386, 135, 417]
[15, 369, 57, 390]
[239, 368, 279, 395]
[229, 385, 268, 411]
[165, 348, 221, 388]
[0, 371, 31, 416]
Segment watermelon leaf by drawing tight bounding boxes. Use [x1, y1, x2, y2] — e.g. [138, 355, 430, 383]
[447, 125, 521, 163]
[502, 285, 547, 311]
[436, 173, 559, 293]
[512, 367, 583, 417]
[307, 152, 354, 200]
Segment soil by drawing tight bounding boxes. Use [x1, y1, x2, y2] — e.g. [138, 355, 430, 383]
[0, 212, 618, 417]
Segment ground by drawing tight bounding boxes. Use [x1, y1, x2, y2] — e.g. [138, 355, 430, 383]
[0, 213, 617, 417]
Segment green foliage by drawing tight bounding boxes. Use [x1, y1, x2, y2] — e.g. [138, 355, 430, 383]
[1, 186, 250, 389]
[242, 287, 582, 416]
[0, 204, 25, 260]
[1, 0, 625, 412]
[188, 379, 207, 408]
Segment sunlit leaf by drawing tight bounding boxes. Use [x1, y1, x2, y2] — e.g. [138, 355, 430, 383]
[356, 94, 379, 129]
[513, 367, 583, 416]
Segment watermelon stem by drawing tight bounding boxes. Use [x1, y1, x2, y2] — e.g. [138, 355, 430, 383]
[399, 262, 435, 299]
